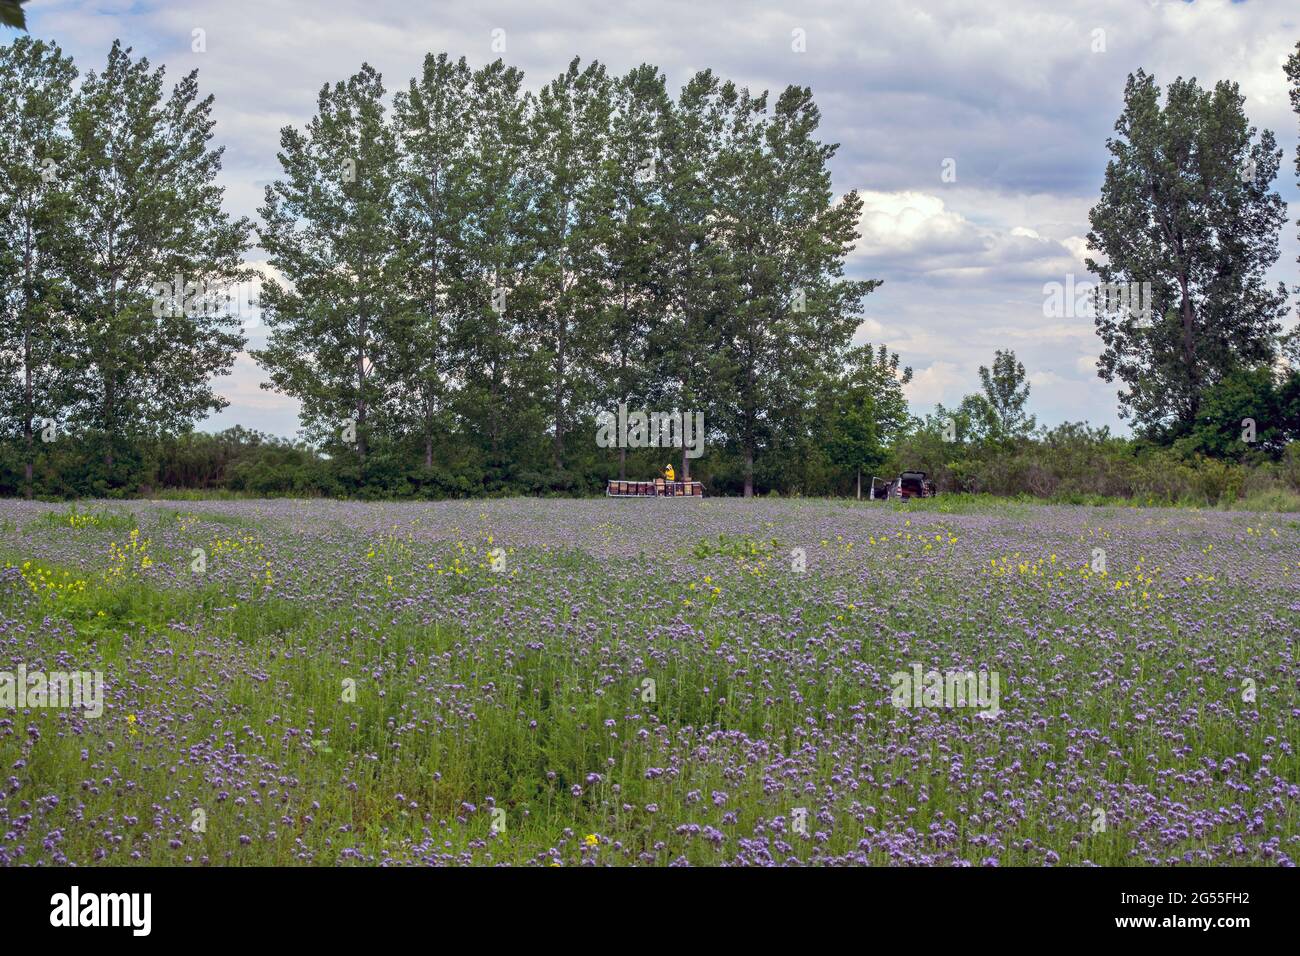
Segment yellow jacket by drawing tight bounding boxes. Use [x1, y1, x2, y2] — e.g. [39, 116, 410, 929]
[664, 466, 676, 481]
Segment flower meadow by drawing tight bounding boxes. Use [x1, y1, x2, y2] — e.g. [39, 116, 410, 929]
[0, 496, 1296, 867]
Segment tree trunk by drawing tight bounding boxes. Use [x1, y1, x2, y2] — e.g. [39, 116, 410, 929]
[105, 264, 117, 475]
[426, 229, 439, 472]
[554, 332, 566, 472]
[356, 309, 368, 463]
[618, 446, 626, 480]
[23, 356, 32, 498]
[22, 225, 34, 499]
[1178, 272, 1198, 421]
[489, 368, 500, 461]
[856, 466, 861, 500]
[743, 446, 754, 498]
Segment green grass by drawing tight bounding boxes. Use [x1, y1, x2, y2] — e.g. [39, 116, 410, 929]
[691, 532, 781, 560]
[35, 503, 138, 532]
[154, 506, 259, 529]
[146, 488, 272, 501]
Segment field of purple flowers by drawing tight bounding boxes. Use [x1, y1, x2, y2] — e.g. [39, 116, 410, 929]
[0, 496, 1296, 866]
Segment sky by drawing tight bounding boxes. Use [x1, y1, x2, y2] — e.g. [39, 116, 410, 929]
[15, 0, 1300, 439]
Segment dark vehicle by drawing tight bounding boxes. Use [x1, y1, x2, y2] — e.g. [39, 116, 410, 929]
[869, 471, 937, 500]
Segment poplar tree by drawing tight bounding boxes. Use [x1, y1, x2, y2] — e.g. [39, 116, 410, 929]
[256, 64, 405, 464]
[0, 37, 76, 495]
[977, 349, 1036, 440]
[651, 70, 730, 481]
[1285, 43, 1300, 369]
[711, 84, 878, 496]
[392, 53, 473, 469]
[526, 58, 613, 475]
[595, 63, 671, 478]
[61, 41, 250, 478]
[1087, 71, 1289, 437]
[448, 59, 535, 485]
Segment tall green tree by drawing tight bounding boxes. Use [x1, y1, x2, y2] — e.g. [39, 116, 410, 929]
[1086, 70, 1289, 438]
[1285, 42, 1300, 369]
[0, 37, 76, 496]
[977, 348, 1036, 440]
[595, 63, 671, 479]
[711, 83, 879, 496]
[392, 53, 474, 469]
[931, 352, 1034, 447]
[448, 59, 536, 486]
[823, 344, 911, 497]
[526, 58, 613, 475]
[61, 41, 250, 478]
[257, 64, 405, 465]
[651, 70, 730, 481]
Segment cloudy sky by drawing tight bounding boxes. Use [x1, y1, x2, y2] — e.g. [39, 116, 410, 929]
[18, 0, 1300, 438]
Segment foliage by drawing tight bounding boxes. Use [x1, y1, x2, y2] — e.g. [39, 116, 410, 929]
[1086, 70, 1290, 436]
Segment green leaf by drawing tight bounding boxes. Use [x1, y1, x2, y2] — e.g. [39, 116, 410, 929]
[0, 1, 28, 31]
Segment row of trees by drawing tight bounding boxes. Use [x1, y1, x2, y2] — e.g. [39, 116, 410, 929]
[255, 54, 877, 496]
[8, 341, 1297, 502]
[4, 29, 1300, 500]
[2, 38, 884, 497]
[0, 37, 250, 494]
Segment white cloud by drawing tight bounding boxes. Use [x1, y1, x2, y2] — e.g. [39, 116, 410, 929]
[904, 361, 964, 407]
[851, 189, 1087, 281]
